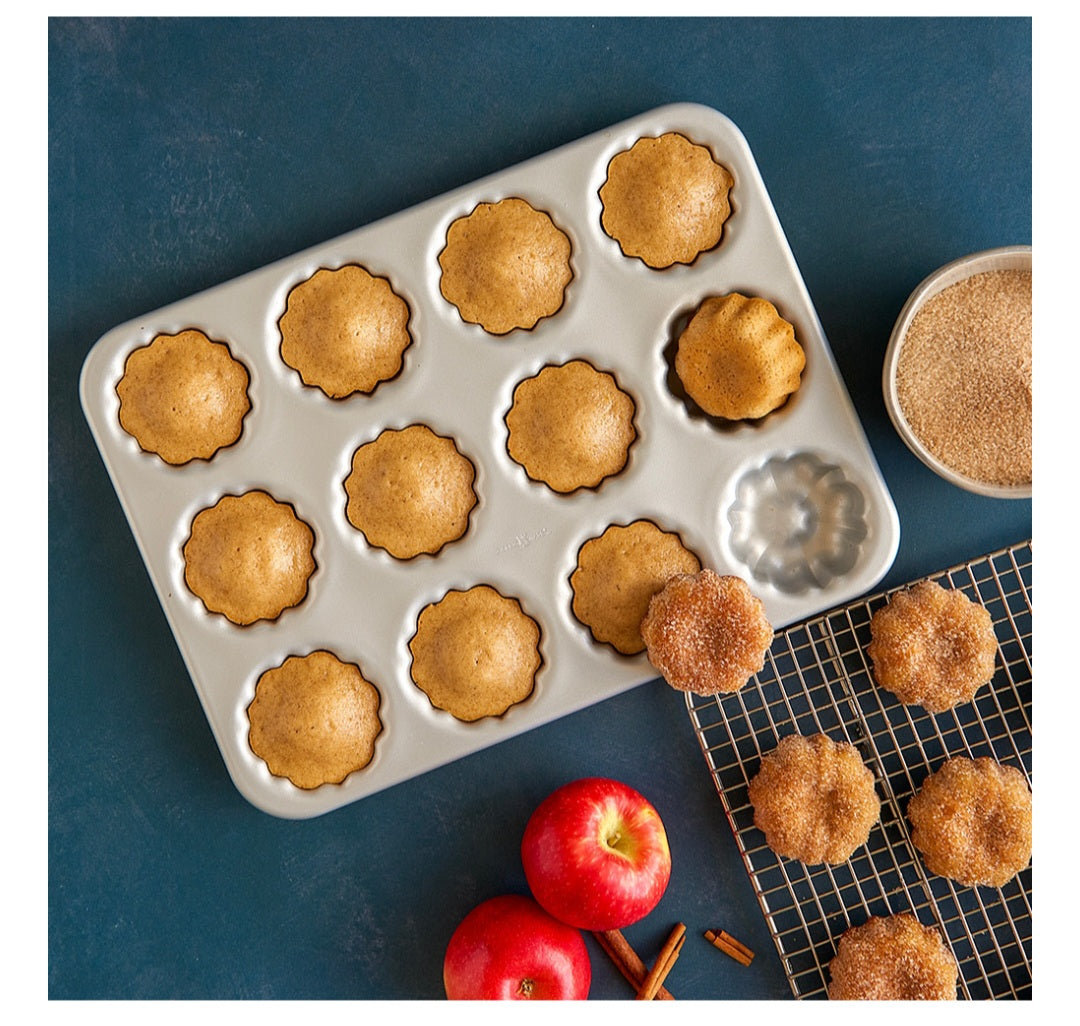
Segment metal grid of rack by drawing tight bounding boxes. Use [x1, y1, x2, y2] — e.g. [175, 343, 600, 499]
[686, 541, 1032, 999]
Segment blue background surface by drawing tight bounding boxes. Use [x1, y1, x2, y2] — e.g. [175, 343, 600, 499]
[49, 17, 1031, 1000]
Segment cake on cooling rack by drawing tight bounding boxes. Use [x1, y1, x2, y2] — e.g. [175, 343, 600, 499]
[748, 733, 881, 865]
[867, 579, 997, 712]
[827, 914, 958, 1000]
[907, 755, 1032, 888]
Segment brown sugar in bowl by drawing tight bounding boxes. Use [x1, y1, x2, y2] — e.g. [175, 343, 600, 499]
[883, 246, 1031, 499]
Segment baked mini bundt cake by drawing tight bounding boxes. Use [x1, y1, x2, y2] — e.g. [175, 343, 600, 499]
[675, 292, 805, 420]
[505, 360, 636, 493]
[183, 489, 316, 625]
[438, 197, 572, 335]
[409, 585, 542, 721]
[867, 579, 997, 712]
[343, 424, 477, 559]
[116, 328, 251, 464]
[641, 569, 772, 695]
[600, 132, 734, 268]
[828, 914, 958, 1000]
[570, 520, 701, 656]
[247, 650, 383, 789]
[748, 733, 881, 865]
[278, 263, 411, 398]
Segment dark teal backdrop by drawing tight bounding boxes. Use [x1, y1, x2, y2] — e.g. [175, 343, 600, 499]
[49, 17, 1031, 1000]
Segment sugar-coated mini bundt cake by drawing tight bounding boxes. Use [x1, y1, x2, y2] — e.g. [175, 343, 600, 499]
[570, 520, 701, 656]
[247, 650, 383, 790]
[641, 569, 772, 695]
[827, 914, 958, 1000]
[116, 329, 251, 465]
[907, 756, 1032, 888]
[183, 490, 316, 625]
[343, 424, 477, 559]
[748, 733, 881, 865]
[278, 264, 411, 398]
[438, 197, 573, 335]
[505, 360, 637, 493]
[599, 132, 734, 268]
[409, 585, 542, 722]
[675, 292, 806, 420]
[867, 579, 997, 712]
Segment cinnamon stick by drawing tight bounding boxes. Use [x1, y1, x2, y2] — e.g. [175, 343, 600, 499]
[593, 929, 675, 1000]
[636, 922, 686, 1000]
[704, 928, 755, 966]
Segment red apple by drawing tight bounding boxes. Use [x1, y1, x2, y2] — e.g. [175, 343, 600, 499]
[521, 776, 672, 932]
[443, 893, 591, 1000]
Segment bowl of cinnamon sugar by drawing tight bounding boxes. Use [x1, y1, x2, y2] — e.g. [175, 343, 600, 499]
[883, 245, 1032, 499]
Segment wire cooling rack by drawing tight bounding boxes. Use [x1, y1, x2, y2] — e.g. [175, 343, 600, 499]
[686, 540, 1032, 1000]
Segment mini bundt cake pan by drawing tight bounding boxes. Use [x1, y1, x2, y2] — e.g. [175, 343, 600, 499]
[80, 103, 899, 818]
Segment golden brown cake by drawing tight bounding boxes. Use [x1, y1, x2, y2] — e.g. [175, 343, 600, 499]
[640, 569, 772, 695]
[183, 490, 316, 625]
[247, 650, 383, 789]
[570, 520, 701, 656]
[343, 424, 477, 559]
[907, 756, 1032, 888]
[437, 197, 573, 335]
[408, 585, 542, 721]
[505, 360, 636, 493]
[675, 293, 806, 420]
[599, 132, 734, 268]
[867, 579, 997, 712]
[748, 733, 881, 865]
[827, 914, 958, 1000]
[116, 329, 251, 465]
[278, 264, 411, 398]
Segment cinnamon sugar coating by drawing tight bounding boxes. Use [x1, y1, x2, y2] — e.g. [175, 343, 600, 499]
[675, 293, 805, 420]
[907, 756, 1032, 888]
[599, 132, 734, 268]
[867, 579, 996, 712]
[748, 733, 880, 865]
[640, 569, 772, 695]
[828, 914, 958, 1000]
[570, 520, 701, 656]
[438, 198, 572, 335]
[247, 650, 382, 790]
[896, 268, 1031, 487]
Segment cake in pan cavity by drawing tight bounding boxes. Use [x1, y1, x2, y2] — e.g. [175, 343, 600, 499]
[438, 197, 573, 335]
[278, 264, 412, 399]
[505, 360, 637, 494]
[116, 329, 251, 465]
[599, 131, 734, 268]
